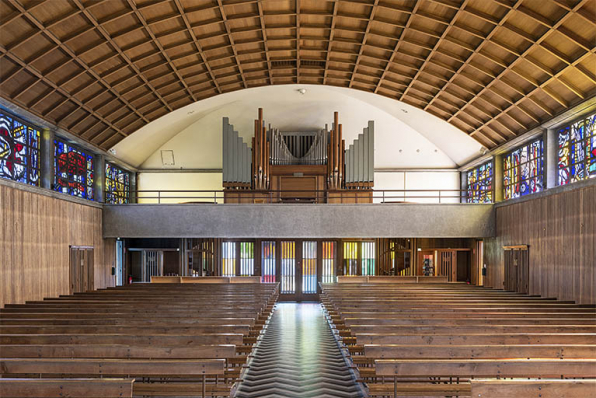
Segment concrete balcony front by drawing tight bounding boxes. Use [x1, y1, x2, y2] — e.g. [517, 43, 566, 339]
[103, 203, 494, 239]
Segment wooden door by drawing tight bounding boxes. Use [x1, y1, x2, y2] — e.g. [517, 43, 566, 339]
[437, 251, 457, 281]
[70, 246, 94, 294]
[504, 247, 529, 294]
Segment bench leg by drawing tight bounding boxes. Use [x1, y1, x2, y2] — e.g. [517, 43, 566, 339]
[202, 374, 206, 398]
[394, 377, 397, 398]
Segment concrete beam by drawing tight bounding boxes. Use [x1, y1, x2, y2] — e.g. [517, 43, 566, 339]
[103, 203, 494, 239]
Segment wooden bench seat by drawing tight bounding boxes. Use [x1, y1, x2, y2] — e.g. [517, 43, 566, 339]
[0, 358, 228, 397]
[363, 344, 596, 359]
[0, 358, 226, 377]
[356, 333, 596, 345]
[0, 344, 238, 360]
[0, 333, 245, 346]
[343, 317, 596, 326]
[0, 378, 134, 398]
[367, 381, 471, 397]
[375, 358, 596, 378]
[0, 324, 252, 335]
[470, 378, 596, 398]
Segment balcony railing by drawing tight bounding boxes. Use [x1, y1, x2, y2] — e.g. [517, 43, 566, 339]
[106, 189, 494, 205]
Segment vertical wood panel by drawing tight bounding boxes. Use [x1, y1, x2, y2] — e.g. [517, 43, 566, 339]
[0, 184, 114, 307]
[485, 185, 596, 305]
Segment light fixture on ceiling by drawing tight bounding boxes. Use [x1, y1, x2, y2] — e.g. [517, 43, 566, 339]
[480, 147, 489, 155]
[401, 109, 408, 113]
[297, 88, 307, 95]
[187, 110, 195, 115]
[108, 148, 116, 155]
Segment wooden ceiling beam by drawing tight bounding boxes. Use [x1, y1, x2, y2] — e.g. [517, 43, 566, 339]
[448, 0, 591, 140]
[216, 0, 248, 89]
[468, 47, 593, 138]
[296, 0, 301, 83]
[124, 0, 198, 103]
[424, 0, 522, 118]
[0, 46, 128, 139]
[349, 0, 379, 88]
[71, 0, 174, 121]
[7, 0, 151, 135]
[373, 1, 422, 94]
[257, 0, 273, 85]
[400, 0, 471, 102]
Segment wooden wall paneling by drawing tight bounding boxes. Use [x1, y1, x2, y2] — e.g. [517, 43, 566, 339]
[0, 184, 114, 307]
[485, 185, 596, 305]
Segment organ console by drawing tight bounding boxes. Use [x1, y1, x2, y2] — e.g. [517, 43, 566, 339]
[222, 108, 374, 203]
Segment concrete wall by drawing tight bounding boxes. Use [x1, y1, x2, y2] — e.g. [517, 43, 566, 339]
[103, 203, 494, 239]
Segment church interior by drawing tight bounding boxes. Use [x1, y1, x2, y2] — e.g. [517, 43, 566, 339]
[0, 0, 595, 397]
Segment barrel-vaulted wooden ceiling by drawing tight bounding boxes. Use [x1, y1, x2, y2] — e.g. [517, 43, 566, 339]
[0, 0, 594, 151]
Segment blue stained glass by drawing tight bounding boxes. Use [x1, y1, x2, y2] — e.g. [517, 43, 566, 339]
[0, 111, 41, 186]
[54, 139, 94, 200]
[503, 138, 543, 201]
[467, 160, 493, 203]
[105, 162, 131, 204]
[559, 112, 595, 185]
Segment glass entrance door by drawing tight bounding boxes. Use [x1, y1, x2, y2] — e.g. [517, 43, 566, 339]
[261, 239, 336, 300]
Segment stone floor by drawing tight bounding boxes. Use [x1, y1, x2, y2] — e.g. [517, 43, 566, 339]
[234, 302, 364, 398]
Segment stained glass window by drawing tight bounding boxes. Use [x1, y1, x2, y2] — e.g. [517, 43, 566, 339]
[54, 139, 94, 200]
[466, 161, 493, 203]
[0, 110, 41, 186]
[343, 242, 358, 276]
[261, 241, 276, 283]
[105, 162, 131, 204]
[321, 241, 336, 283]
[222, 241, 236, 277]
[240, 242, 254, 276]
[503, 139, 543, 200]
[302, 241, 317, 294]
[361, 241, 375, 276]
[558, 112, 596, 185]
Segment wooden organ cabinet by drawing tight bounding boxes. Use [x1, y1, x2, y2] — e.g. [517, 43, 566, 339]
[222, 108, 374, 203]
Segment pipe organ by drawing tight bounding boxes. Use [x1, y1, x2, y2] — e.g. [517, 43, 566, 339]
[345, 120, 374, 189]
[222, 117, 251, 187]
[222, 108, 374, 203]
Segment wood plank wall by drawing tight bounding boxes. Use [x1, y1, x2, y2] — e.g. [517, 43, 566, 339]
[0, 183, 115, 307]
[484, 184, 595, 305]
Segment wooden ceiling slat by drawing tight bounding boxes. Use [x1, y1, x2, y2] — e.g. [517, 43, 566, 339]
[0, 45, 127, 140]
[216, 0, 249, 89]
[373, 1, 421, 94]
[449, 0, 591, 137]
[399, 0, 471, 102]
[0, 0, 593, 150]
[257, 0, 273, 84]
[348, 0, 379, 88]
[424, 0, 523, 119]
[124, 0, 198, 103]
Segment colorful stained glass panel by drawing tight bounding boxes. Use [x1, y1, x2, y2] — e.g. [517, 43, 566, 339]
[0, 111, 41, 186]
[467, 161, 493, 203]
[54, 139, 94, 200]
[558, 112, 596, 185]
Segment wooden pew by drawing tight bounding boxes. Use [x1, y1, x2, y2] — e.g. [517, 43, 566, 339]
[372, 359, 596, 397]
[1, 282, 280, 395]
[0, 378, 134, 398]
[0, 358, 225, 397]
[363, 344, 596, 360]
[320, 282, 596, 397]
[470, 379, 596, 398]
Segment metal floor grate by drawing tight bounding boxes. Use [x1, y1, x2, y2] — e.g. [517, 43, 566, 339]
[235, 302, 364, 398]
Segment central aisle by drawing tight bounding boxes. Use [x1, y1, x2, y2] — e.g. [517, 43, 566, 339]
[235, 302, 364, 398]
